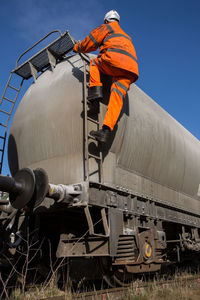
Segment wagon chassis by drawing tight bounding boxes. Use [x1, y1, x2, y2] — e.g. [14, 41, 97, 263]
[88, 181, 200, 228]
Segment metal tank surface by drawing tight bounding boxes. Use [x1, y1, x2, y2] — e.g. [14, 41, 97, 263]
[8, 53, 200, 215]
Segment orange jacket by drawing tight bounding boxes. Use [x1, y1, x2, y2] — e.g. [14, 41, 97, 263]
[73, 21, 139, 79]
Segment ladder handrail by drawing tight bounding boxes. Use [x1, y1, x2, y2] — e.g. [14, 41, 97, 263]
[15, 30, 63, 68]
[82, 59, 89, 181]
[79, 53, 91, 64]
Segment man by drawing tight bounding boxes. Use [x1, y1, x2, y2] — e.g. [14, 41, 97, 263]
[73, 10, 139, 143]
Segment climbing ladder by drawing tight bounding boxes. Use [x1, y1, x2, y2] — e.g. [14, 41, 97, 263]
[0, 30, 75, 174]
[81, 54, 103, 183]
[0, 74, 24, 174]
[79, 54, 107, 237]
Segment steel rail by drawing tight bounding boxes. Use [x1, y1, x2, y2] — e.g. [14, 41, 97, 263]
[15, 30, 63, 68]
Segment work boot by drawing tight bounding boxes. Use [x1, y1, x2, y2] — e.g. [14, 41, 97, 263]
[90, 125, 111, 143]
[88, 86, 103, 101]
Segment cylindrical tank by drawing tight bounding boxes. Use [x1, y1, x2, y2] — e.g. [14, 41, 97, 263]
[8, 54, 200, 214]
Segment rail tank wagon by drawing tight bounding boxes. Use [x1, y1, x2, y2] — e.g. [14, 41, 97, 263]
[1, 31, 200, 286]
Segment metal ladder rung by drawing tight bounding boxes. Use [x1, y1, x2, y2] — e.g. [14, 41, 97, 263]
[8, 84, 19, 92]
[0, 136, 5, 140]
[0, 110, 11, 116]
[0, 123, 7, 128]
[89, 170, 99, 177]
[3, 97, 15, 103]
[0, 149, 3, 152]
[92, 233, 109, 238]
[87, 117, 99, 125]
[88, 133, 97, 141]
[88, 153, 101, 160]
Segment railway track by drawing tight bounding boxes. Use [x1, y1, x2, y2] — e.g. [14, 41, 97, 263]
[40, 274, 200, 300]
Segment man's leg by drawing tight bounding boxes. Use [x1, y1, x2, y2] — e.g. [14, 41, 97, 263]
[88, 59, 103, 101]
[90, 77, 132, 143]
[90, 60, 136, 142]
[103, 77, 132, 131]
[89, 59, 102, 87]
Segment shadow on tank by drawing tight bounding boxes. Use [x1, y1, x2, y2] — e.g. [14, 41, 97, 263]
[8, 134, 19, 176]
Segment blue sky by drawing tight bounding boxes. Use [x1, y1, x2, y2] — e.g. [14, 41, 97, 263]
[0, 0, 200, 174]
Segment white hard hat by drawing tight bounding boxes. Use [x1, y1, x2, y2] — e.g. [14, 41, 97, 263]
[104, 10, 120, 23]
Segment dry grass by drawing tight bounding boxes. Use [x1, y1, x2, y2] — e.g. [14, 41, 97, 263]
[11, 286, 67, 300]
[7, 275, 200, 300]
[126, 277, 200, 300]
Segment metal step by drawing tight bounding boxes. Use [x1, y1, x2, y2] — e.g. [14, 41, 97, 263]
[87, 117, 99, 125]
[3, 97, 15, 103]
[88, 133, 98, 141]
[89, 153, 101, 160]
[84, 206, 109, 237]
[13, 31, 75, 80]
[0, 110, 11, 116]
[7, 84, 20, 92]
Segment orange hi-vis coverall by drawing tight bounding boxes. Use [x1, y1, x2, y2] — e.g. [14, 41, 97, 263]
[73, 21, 139, 131]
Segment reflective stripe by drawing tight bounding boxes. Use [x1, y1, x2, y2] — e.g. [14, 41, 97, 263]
[106, 24, 114, 34]
[89, 34, 99, 47]
[114, 81, 128, 92]
[92, 60, 96, 66]
[104, 33, 132, 43]
[107, 48, 137, 63]
[111, 87, 124, 99]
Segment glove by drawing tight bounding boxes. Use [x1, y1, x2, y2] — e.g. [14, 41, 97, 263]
[73, 39, 81, 53]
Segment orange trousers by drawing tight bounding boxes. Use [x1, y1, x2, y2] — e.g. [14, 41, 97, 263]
[89, 58, 135, 131]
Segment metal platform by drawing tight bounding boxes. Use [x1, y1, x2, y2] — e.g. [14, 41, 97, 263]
[13, 30, 75, 80]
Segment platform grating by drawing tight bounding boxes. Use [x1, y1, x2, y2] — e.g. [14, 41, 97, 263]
[13, 31, 75, 79]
